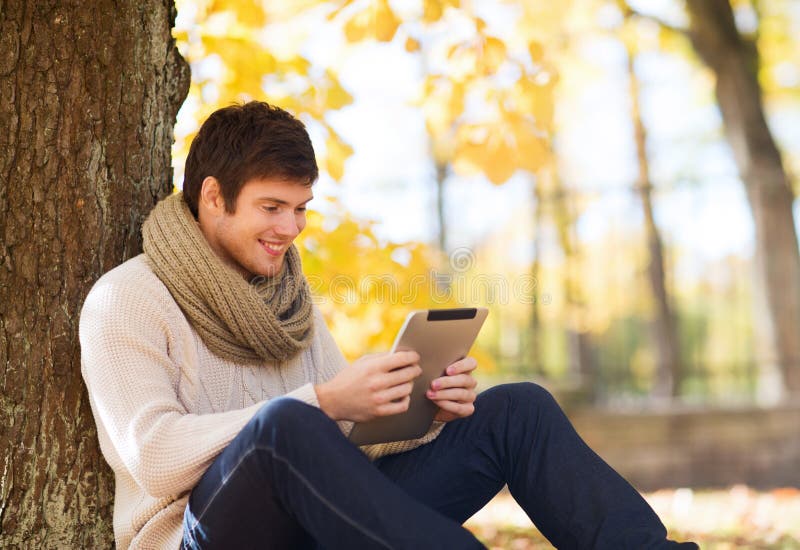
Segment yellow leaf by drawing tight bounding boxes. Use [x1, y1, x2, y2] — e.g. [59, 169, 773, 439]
[452, 114, 551, 184]
[172, 29, 189, 44]
[201, 35, 277, 92]
[449, 81, 465, 120]
[451, 141, 480, 178]
[511, 75, 555, 132]
[528, 40, 544, 63]
[483, 133, 518, 184]
[454, 124, 502, 180]
[323, 71, 354, 110]
[324, 133, 354, 181]
[421, 79, 464, 137]
[343, 10, 369, 42]
[210, 0, 266, 27]
[509, 115, 550, 173]
[405, 36, 421, 52]
[374, 0, 400, 42]
[285, 56, 311, 75]
[344, 0, 400, 43]
[422, 0, 459, 23]
[422, 0, 443, 23]
[482, 36, 506, 74]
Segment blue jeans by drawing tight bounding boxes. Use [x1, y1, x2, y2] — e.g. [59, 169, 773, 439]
[182, 383, 696, 549]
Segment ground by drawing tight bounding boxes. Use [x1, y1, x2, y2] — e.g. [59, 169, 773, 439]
[464, 486, 800, 549]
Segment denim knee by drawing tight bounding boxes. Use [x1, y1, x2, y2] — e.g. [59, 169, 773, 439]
[478, 382, 558, 418]
[249, 397, 328, 441]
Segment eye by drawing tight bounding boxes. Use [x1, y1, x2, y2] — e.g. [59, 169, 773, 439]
[296, 207, 307, 213]
[263, 206, 279, 213]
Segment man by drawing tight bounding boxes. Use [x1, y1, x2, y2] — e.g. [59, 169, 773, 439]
[81, 101, 695, 549]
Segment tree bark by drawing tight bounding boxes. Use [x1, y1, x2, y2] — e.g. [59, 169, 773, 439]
[625, 48, 683, 399]
[686, 0, 800, 395]
[0, 0, 189, 546]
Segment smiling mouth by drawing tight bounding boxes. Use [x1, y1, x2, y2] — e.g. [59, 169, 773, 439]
[259, 240, 287, 257]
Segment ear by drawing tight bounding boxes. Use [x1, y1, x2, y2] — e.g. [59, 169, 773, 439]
[198, 176, 225, 216]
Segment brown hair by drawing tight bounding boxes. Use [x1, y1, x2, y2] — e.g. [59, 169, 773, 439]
[183, 102, 318, 217]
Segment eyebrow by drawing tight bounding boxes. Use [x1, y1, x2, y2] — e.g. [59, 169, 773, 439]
[256, 195, 314, 206]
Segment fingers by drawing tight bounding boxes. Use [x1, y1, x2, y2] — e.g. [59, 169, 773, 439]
[375, 381, 414, 407]
[430, 373, 477, 391]
[357, 352, 479, 420]
[370, 364, 419, 417]
[444, 356, 478, 376]
[426, 387, 474, 403]
[431, 399, 475, 418]
[375, 350, 421, 372]
[383, 364, 422, 388]
[376, 394, 412, 416]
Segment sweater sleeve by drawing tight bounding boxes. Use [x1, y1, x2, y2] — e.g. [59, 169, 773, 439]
[80, 274, 317, 499]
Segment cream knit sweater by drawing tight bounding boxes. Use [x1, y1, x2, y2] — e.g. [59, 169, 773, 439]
[80, 255, 444, 549]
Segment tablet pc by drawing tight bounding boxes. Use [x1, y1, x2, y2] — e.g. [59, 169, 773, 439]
[348, 307, 489, 446]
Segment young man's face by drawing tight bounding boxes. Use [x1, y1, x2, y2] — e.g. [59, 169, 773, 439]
[198, 177, 313, 279]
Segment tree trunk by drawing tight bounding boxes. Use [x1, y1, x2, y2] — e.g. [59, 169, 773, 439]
[625, 48, 683, 399]
[549, 172, 597, 399]
[527, 177, 545, 376]
[0, 1, 189, 546]
[686, 0, 800, 395]
[435, 160, 447, 254]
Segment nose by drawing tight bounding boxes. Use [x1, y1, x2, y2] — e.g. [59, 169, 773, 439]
[275, 210, 301, 238]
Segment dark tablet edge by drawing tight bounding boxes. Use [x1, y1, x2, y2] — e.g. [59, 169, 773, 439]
[426, 308, 478, 321]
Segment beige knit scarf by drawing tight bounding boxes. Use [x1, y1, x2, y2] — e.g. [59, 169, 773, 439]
[142, 192, 314, 365]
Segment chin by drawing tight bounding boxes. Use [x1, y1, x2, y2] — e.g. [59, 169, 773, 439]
[259, 260, 284, 278]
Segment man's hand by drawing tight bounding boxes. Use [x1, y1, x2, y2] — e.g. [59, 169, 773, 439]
[315, 351, 422, 422]
[427, 356, 478, 422]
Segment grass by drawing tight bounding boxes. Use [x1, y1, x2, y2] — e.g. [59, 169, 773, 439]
[464, 486, 800, 549]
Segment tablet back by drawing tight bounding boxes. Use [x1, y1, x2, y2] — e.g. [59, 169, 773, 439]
[348, 307, 488, 446]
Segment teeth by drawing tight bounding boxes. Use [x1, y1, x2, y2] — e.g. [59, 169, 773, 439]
[263, 242, 284, 252]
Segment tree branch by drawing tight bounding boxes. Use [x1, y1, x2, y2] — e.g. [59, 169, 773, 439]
[615, 0, 690, 38]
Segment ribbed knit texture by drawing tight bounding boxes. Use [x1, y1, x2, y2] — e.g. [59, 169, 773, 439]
[142, 192, 314, 364]
[80, 255, 444, 549]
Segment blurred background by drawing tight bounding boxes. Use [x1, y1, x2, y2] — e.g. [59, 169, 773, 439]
[171, 0, 799, 547]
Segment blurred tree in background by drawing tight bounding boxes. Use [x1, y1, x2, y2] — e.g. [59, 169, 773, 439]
[615, 0, 800, 397]
[171, 0, 800, 406]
